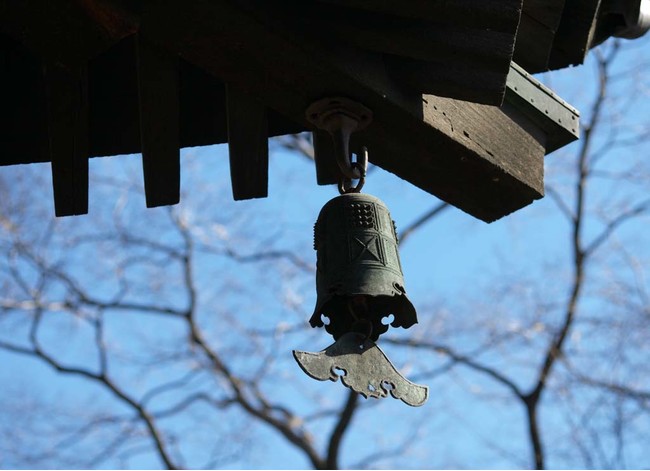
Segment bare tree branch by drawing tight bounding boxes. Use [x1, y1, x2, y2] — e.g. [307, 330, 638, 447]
[170, 210, 327, 469]
[387, 339, 525, 399]
[584, 198, 650, 256]
[325, 390, 359, 469]
[0, 339, 178, 469]
[399, 202, 450, 245]
[275, 133, 315, 161]
[545, 185, 576, 223]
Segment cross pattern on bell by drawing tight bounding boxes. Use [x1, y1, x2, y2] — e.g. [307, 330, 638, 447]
[310, 192, 417, 341]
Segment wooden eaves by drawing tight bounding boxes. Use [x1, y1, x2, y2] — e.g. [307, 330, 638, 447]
[0, 0, 632, 222]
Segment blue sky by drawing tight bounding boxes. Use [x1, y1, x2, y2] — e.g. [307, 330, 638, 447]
[0, 36, 649, 469]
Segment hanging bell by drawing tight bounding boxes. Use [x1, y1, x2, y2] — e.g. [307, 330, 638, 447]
[294, 96, 428, 407]
[297, 189, 428, 407]
[310, 192, 417, 341]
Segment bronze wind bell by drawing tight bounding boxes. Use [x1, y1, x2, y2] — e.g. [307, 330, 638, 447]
[293, 98, 428, 407]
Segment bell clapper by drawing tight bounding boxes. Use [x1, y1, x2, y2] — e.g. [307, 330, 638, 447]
[293, 98, 429, 406]
[293, 332, 428, 407]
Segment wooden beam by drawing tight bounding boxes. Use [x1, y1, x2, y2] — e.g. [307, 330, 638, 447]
[238, 1, 517, 105]
[312, 131, 340, 186]
[135, 32, 180, 208]
[1, 0, 581, 222]
[384, 57, 508, 105]
[226, 84, 269, 200]
[314, 0, 522, 33]
[350, 95, 546, 221]
[180, 59, 227, 149]
[514, 0, 566, 72]
[45, 62, 89, 216]
[89, 34, 141, 158]
[549, 0, 602, 69]
[0, 34, 49, 167]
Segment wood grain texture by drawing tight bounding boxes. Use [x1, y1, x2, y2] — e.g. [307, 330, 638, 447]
[351, 95, 546, 221]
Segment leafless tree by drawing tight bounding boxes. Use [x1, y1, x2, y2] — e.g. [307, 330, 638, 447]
[0, 38, 648, 470]
[386, 39, 650, 469]
[0, 154, 436, 469]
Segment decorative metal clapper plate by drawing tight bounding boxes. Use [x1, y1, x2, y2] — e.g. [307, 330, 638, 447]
[294, 332, 428, 407]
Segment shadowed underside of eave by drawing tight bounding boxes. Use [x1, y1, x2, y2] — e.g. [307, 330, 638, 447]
[0, 0, 610, 222]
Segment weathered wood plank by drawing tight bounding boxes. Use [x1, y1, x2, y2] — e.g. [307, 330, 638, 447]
[135, 32, 180, 208]
[514, 16, 555, 72]
[226, 84, 269, 200]
[385, 57, 508, 105]
[549, 0, 602, 69]
[238, 0, 515, 105]
[292, 7, 515, 67]
[349, 95, 546, 221]
[45, 63, 89, 216]
[525, 0, 567, 29]
[513, 0, 566, 72]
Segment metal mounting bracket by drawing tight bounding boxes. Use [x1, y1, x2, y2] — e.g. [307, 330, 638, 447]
[306, 97, 373, 179]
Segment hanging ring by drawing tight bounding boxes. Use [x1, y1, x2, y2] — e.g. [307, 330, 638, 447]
[338, 164, 365, 194]
[338, 150, 367, 194]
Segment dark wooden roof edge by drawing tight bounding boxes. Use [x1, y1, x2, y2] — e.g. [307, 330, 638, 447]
[0, 0, 577, 222]
[4, 0, 633, 222]
[518, 0, 650, 73]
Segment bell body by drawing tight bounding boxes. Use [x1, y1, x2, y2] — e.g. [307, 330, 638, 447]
[311, 192, 417, 340]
